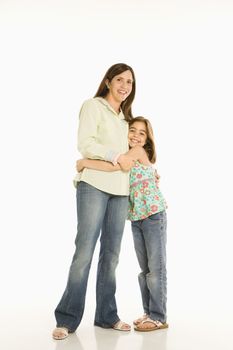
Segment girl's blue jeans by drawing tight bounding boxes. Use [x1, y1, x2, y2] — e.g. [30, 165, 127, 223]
[55, 181, 128, 331]
[131, 210, 167, 323]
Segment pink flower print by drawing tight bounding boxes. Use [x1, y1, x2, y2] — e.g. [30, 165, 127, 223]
[151, 205, 158, 212]
[142, 181, 149, 188]
[154, 195, 159, 200]
[134, 191, 138, 197]
[143, 200, 147, 205]
[136, 174, 142, 179]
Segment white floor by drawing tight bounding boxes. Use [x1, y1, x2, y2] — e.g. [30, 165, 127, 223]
[2, 304, 233, 350]
[2, 217, 233, 350]
[2, 221, 233, 350]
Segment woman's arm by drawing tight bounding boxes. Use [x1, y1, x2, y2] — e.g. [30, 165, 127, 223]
[78, 99, 126, 164]
[78, 100, 112, 160]
[78, 101, 146, 169]
[76, 145, 149, 173]
[154, 168, 160, 184]
[76, 159, 121, 173]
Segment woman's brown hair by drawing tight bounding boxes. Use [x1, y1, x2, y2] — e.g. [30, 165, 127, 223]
[129, 116, 157, 163]
[94, 63, 136, 122]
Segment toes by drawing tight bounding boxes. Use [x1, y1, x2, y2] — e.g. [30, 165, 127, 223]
[52, 327, 68, 340]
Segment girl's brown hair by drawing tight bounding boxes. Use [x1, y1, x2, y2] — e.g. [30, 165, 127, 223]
[129, 116, 157, 163]
[94, 63, 136, 122]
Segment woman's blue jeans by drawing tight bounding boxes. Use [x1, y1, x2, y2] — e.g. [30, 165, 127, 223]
[55, 182, 128, 331]
[131, 210, 167, 323]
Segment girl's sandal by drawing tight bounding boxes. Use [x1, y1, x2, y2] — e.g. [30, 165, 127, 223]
[112, 320, 131, 331]
[52, 327, 69, 340]
[133, 313, 148, 326]
[134, 318, 168, 332]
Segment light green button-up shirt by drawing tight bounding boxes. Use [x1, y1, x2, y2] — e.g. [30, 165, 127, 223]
[73, 97, 130, 195]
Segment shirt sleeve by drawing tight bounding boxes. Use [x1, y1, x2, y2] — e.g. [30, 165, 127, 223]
[77, 99, 119, 161]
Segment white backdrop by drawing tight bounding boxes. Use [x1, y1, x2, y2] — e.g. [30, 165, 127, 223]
[0, 0, 233, 339]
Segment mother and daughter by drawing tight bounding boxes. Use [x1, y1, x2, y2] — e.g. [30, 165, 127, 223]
[52, 63, 168, 340]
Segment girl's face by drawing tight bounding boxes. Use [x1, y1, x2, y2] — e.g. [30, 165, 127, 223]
[128, 121, 147, 148]
[106, 70, 133, 104]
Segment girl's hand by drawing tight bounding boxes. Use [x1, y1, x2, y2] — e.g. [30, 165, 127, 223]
[117, 154, 135, 171]
[76, 159, 85, 172]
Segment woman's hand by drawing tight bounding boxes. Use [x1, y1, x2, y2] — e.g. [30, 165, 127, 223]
[154, 169, 160, 184]
[76, 159, 86, 172]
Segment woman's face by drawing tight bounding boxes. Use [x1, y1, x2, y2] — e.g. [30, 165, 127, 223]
[106, 70, 133, 104]
[128, 121, 147, 148]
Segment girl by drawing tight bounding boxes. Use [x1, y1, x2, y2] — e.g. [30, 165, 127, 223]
[76, 117, 168, 332]
[53, 63, 136, 340]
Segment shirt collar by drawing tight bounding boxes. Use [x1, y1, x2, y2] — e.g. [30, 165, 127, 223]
[96, 97, 125, 120]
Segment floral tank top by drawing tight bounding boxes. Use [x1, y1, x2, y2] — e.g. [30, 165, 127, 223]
[128, 161, 167, 221]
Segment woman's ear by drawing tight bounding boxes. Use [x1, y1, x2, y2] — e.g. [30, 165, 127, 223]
[105, 79, 110, 89]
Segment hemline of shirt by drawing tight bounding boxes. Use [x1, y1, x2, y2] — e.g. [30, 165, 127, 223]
[73, 169, 130, 196]
[128, 207, 166, 222]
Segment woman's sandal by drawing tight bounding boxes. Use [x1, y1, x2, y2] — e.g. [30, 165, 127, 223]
[134, 318, 168, 332]
[52, 327, 69, 340]
[112, 320, 131, 332]
[133, 313, 148, 326]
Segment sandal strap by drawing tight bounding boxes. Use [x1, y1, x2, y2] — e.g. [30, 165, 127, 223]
[141, 318, 163, 327]
[113, 320, 131, 330]
[134, 313, 148, 324]
[117, 321, 125, 328]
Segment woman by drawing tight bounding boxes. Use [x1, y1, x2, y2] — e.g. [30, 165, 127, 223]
[52, 63, 136, 340]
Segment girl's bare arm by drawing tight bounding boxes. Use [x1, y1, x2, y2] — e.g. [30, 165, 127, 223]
[126, 145, 145, 159]
[117, 145, 148, 170]
[77, 146, 149, 173]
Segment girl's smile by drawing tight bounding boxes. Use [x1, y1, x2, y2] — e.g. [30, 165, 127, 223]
[128, 121, 147, 148]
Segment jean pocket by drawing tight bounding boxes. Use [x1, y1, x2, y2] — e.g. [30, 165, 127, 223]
[148, 210, 166, 222]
